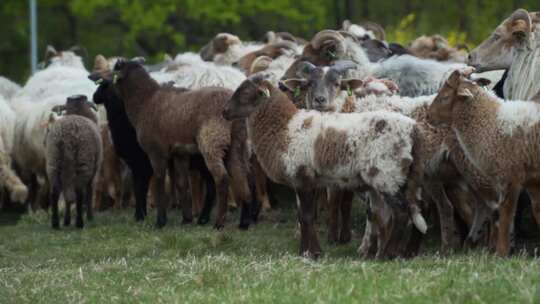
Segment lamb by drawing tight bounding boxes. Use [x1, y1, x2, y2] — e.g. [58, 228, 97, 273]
[200, 33, 264, 66]
[112, 59, 254, 229]
[428, 69, 540, 256]
[234, 41, 300, 74]
[223, 74, 427, 258]
[468, 8, 540, 101]
[45, 95, 102, 229]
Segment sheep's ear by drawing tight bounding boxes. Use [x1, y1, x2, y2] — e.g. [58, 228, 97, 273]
[457, 87, 474, 99]
[279, 79, 308, 98]
[69, 45, 87, 58]
[44, 45, 57, 62]
[447, 70, 461, 87]
[340, 79, 364, 91]
[473, 78, 491, 87]
[509, 9, 532, 42]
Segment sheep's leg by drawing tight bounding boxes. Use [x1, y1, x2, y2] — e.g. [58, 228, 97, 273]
[50, 182, 61, 229]
[251, 156, 271, 211]
[445, 185, 474, 227]
[170, 157, 192, 224]
[93, 170, 104, 211]
[425, 182, 459, 253]
[297, 189, 322, 259]
[525, 186, 540, 228]
[132, 168, 151, 222]
[327, 188, 340, 244]
[496, 184, 520, 256]
[197, 163, 216, 225]
[86, 182, 94, 221]
[75, 194, 84, 229]
[358, 207, 377, 259]
[188, 169, 204, 217]
[227, 159, 252, 230]
[465, 197, 495, 247]
[197, 166, 216, 225]
[63, 201, 71, 227]
[374, 194, 395, 260]
[149, 156, 168, 228]
[339, 191, 353, 244]
[199, 150, 229, 229]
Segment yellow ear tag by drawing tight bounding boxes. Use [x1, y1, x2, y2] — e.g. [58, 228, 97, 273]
[95, 78, 103, 85]
[113, 74, 118, 84]
[293, 87, 301, 99]
[262, 88, 270, 98]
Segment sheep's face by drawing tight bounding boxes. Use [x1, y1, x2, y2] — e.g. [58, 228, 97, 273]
[429, 70, 477, 125]
[112, 59, 146, 89]
[223, 77, 270, 120]
[281, 62, 363, 112]
[468, 9, 532, 72]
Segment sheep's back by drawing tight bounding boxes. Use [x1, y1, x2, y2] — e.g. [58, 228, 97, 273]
[283, 110, 416, 193]
[46, 116, 102, 186]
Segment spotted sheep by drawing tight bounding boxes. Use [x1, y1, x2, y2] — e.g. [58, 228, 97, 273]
[223, 74, 427, 258]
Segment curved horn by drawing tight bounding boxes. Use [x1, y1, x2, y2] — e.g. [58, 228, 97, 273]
[360, 21, 386, 41]
[249, 56, 273, 75]
[248, 72, 271, 84]
[311, 30, 345, 50]
[296, 61, 318, 78]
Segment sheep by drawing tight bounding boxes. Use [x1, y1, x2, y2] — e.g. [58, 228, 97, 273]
[427, 69, 540, 256]
[342, 20, 386, 41]
[409, 35, 468, 63]
[93, 124, 131, 211]
[150, 52, 246, 90]
[200, 33, 264, 66]
[0, 76, 21, 101]
[468, 8, 540, 101]
[112, 59, 254, 229]
[0, 95, 28, 205]
[45, 95, 102, 229]
[223, 74, 427, 258]
[371, 55, 465, 97]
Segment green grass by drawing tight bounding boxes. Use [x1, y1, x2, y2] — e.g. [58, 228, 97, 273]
[1, 208, 540, 303]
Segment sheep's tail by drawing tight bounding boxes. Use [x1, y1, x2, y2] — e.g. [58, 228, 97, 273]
[406, 124, 428, 234]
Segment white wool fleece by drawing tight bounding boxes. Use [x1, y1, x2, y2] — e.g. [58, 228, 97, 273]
[282, 110, 416, 194]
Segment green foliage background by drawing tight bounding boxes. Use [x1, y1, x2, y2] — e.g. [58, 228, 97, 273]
[1, 0, 539, 83]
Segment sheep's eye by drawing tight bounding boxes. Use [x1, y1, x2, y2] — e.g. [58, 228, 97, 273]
[492, 34, 500, 41]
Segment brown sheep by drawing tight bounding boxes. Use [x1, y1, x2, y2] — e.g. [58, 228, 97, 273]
[45, 95, 102, 229]
[112, 59, 254, 229]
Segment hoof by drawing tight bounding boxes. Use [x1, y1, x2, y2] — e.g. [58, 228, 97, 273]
[181, 218, 193, 225]
[198, 216, 210, 225]
[238, 222, 250, 230]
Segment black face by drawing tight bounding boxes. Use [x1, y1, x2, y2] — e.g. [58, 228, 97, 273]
[92, 79, 112, 105]
[113, 60, 145, 84]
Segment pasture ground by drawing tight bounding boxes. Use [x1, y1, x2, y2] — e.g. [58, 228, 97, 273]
[1, 207, 540, 303]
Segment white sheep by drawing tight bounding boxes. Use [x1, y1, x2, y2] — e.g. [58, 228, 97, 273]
[0, 76, 21, 101]
[223, 75, 427, 257]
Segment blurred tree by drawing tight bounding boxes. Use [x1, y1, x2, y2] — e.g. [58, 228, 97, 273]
[0, 0, 538, 83]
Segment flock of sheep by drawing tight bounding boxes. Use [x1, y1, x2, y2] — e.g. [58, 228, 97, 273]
[1, 8, 539, 259]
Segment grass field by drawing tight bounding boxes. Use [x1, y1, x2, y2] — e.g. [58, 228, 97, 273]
[1, 208, 540, 303]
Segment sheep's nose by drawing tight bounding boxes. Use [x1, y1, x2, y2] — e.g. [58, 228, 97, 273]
[315, 96, 326, 104]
